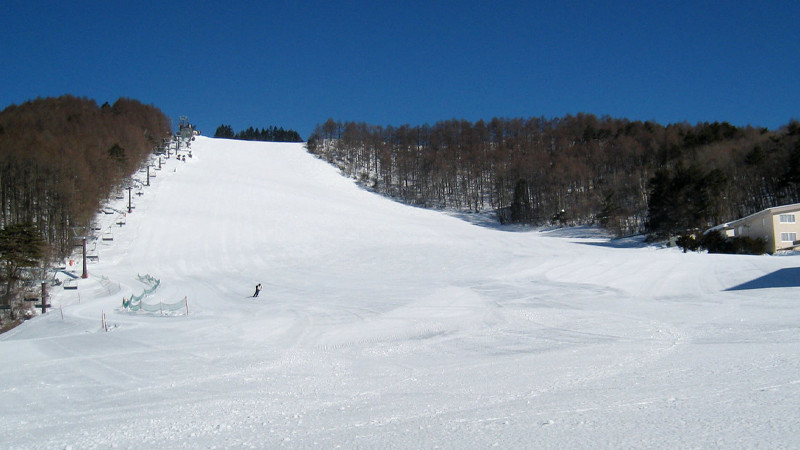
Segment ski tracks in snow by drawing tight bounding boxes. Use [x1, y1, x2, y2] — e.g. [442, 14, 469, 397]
[6, 138, 800, 448]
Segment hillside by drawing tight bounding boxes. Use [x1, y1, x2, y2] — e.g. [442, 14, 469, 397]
[0, 95, 172, 258]
[308, 117, 800, 236]
[1, 137, 798, 448]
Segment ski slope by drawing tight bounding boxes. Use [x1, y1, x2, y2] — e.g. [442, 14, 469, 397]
[1, 136, 799, 448]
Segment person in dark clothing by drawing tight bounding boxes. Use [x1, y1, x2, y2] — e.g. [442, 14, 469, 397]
[253, 283, 262, 298]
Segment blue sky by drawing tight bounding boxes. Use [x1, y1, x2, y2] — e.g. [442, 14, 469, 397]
[2, 1, 798, 140]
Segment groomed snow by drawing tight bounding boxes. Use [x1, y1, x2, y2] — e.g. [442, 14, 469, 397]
[1, 137, 799, 448]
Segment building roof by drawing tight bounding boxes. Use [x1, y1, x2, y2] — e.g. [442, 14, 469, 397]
[713, 202, 800, 231]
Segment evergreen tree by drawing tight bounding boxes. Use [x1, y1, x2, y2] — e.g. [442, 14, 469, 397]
[214, 124, 303, 142]
[647, 165, 726, 237]
[599, 191, 624, 236]
[510, 179, 532, 223]
[214, 124, 235, 138]
[0, 223, 45, 296]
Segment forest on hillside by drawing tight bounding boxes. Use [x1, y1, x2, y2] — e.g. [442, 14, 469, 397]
[307, 116, 800, 237]
[0, 95, 171, 276]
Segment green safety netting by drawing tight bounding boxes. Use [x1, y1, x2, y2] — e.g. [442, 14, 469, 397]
[137, 298, 187, 312]
[121, 274, 188, 314]
[137, 274, 158, 285]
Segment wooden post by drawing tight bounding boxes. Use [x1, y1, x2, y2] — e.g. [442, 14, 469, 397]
[81, 237, 88, 279]
[41, 281, 49, 314]
[33, 285, 50, 314]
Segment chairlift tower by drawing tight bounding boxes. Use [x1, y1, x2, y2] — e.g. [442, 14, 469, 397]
[127, 185, 133, 213]
[178, 115, 193, 142]
[70, 226, 90, 279]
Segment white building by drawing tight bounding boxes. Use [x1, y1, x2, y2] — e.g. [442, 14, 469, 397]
[714, 203, 800, 253]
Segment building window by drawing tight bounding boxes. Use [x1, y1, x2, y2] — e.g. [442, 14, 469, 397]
[779, 214, 796, 223]
[780, 232, 797, 242]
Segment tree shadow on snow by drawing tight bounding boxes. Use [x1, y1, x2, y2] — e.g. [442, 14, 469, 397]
[725, 267, 800, 291]
[573, 235, 651, 249]
[446, 211, 511, 230]
[446, 212, 634, 242]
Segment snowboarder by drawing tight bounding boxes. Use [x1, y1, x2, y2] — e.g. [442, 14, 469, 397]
[253, 283, 262, 298]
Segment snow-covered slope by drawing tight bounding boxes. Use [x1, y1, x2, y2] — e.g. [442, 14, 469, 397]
[2, 137, 799, 448]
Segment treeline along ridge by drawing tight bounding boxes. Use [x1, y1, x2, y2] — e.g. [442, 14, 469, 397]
[307, 116, 800, 237]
